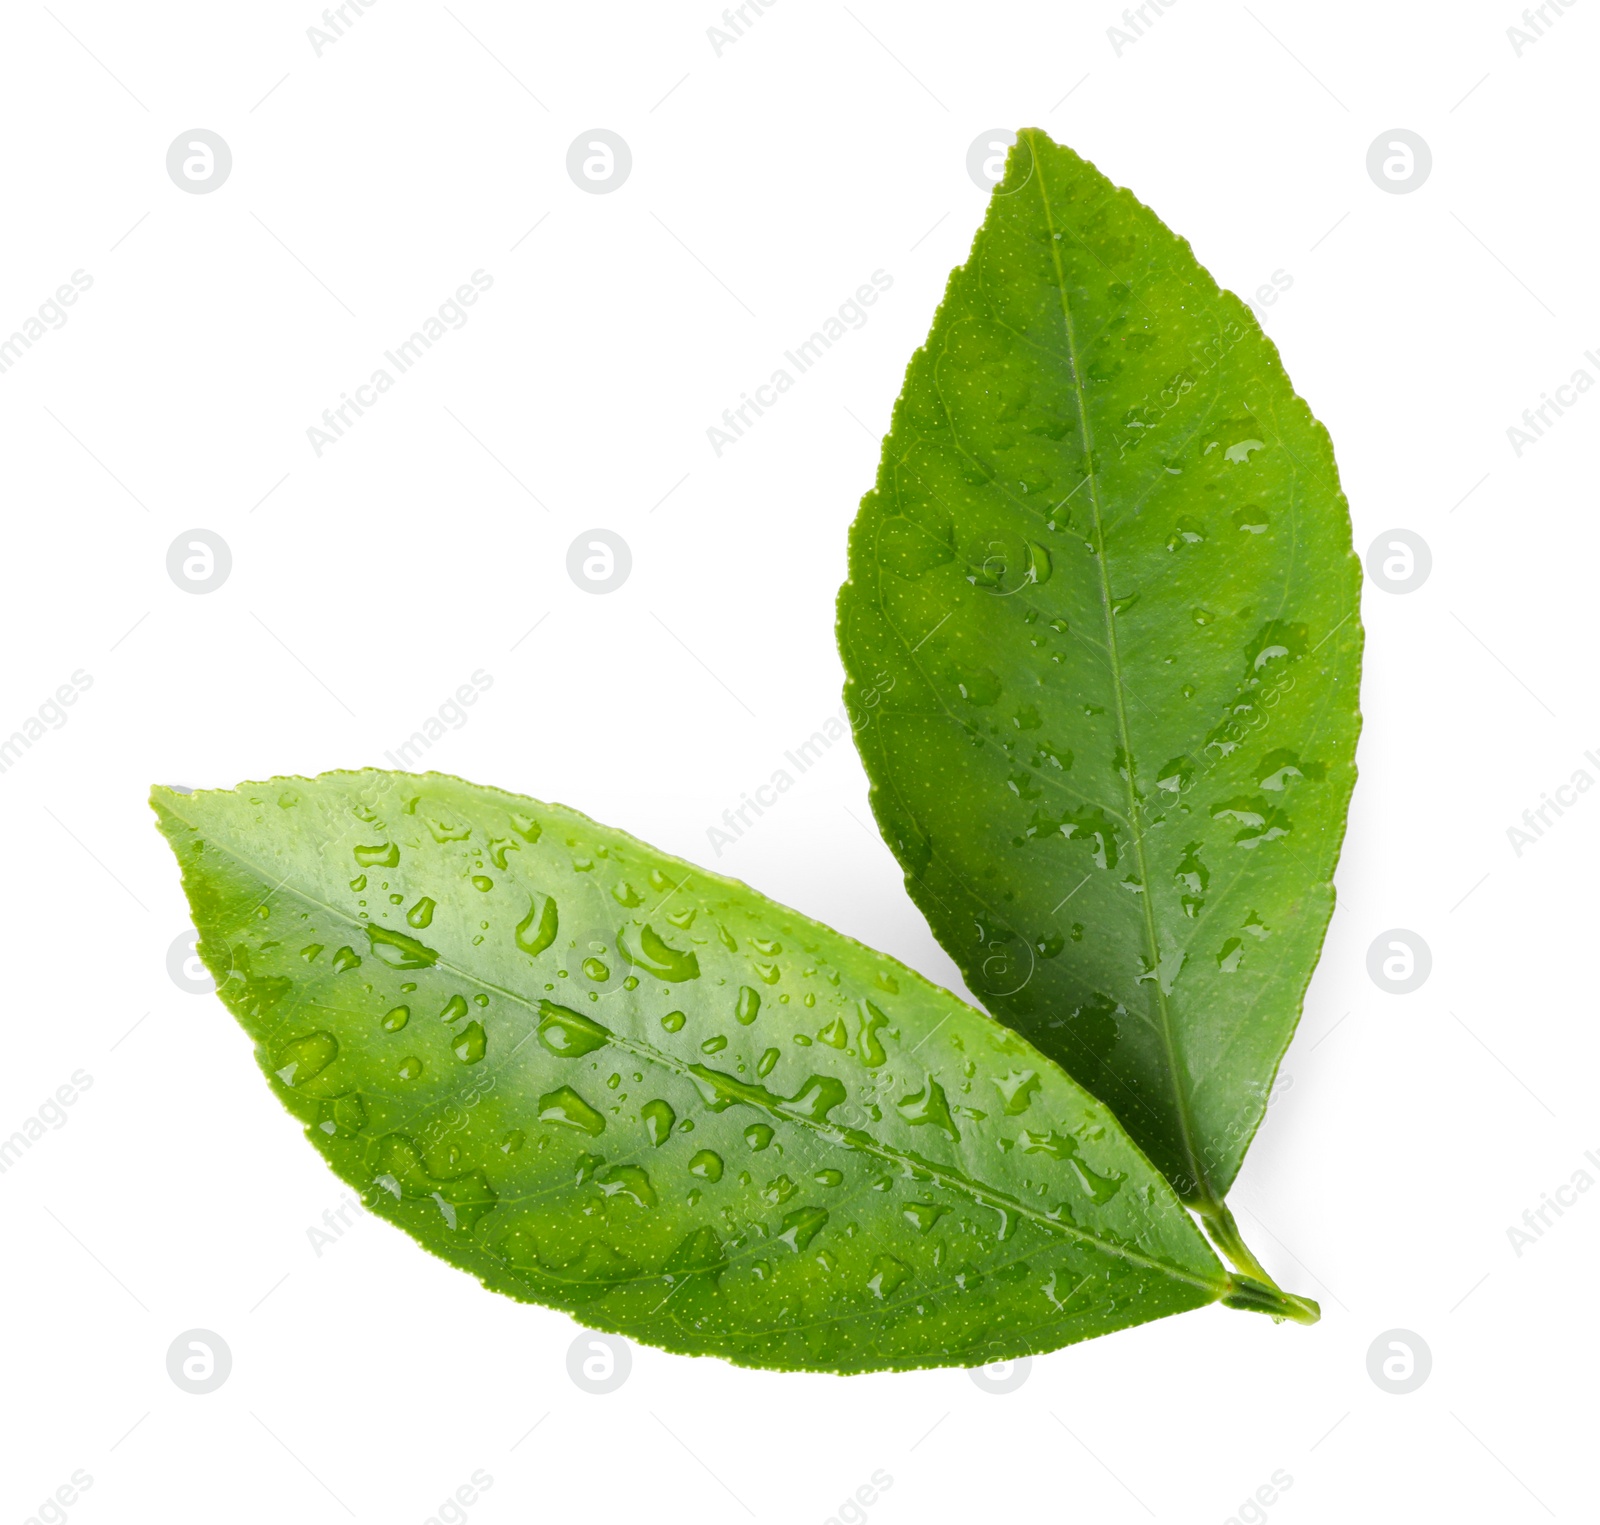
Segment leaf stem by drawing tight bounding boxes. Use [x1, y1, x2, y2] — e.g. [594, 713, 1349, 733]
[1201, 1202, 1319, 1323]
[1222, 1275, 1321, 1326]
[1197, 1200, 1279, 1285]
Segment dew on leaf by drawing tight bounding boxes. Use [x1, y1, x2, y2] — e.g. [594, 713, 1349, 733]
[514, 895, 559, 959]
[274, 1032, 338, 1088]
[598, 1164, 657, 1208]
[537, 1087, 606, 1135]
[641, 1099, 676, 1147]
[406, 897, 436, 929]
[688, 1150, 724, 1181]
[867, 1255, 910, 1299]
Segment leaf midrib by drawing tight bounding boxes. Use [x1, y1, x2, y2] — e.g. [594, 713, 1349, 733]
[1026, 135, 1216, 1208]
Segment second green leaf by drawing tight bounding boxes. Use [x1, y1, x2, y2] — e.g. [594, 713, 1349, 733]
[837, 129, 1363, 1230]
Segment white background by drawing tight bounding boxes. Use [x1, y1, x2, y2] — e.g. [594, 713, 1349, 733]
[0, 2, 1593, 1521]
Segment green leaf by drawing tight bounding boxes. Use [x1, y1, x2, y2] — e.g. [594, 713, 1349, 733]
[836, 130, 1362, 1221]
[151, 770, 1304, 1376]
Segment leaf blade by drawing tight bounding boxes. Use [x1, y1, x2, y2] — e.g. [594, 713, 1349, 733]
[837, 129, 1362, 1204]
[152, 769, 1229, 1372]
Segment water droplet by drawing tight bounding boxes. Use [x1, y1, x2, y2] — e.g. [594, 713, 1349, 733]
[349, 875, 367, 891]
[814, 1169, 843, 1187]
[354, 842, 399, 868]
[1258, 748, 1324, 791]
[756, 1047, 780, 1077]
[751, 937, 782, 957]
[274, 1031, 338, 1088]
[597, 1164, 657, 1208]
[382, 1005, 410, 1032]
[896, 1077, 960, 1141]
[620, 925, 700, 982]
[688, 1149, 724, 1181]
[1211, 796, 1290, 847]
[641, 1099, 676, 1146]
[1019, 1130, 1124, 1202]
[734, 986, 761, 1025]
[992, 1070, 1040, 1115]
[903, 1201, 949, 1233]
[1040, 806, 1120, 870]
[452, 1021, 486, 1064]
[754, 962, 781, 985]
[1012, 705, 1043, 732]
[536, 1000, 611, 1057]
[514, 895, 559, 958]
[857, 1001, 889, 1067]
[817, 1017, 848, 1048]
[480, 837, 514, 872]
[1245, 620, 1307, 675]
[366, 925, 439, 970]
[500, 1129, 525, 1154]
[660, 1010, 686, 1033]
[509, 812, 541, 842]
[1217, 938, 1243, 973]
[611, 881, 644, 908]
[701, 1035, 728, 1054]
[537, 1086, 606, 1135]
[867, 1254, 910, 1298]
[420, 812, 470, 843]
[1166, 518, 1206, 551]
[396, 1056, 424, 1081]
[300, 944, 324, 962]
[440, 994, 469, 1023]
[331, 945, 361, 973]
[582, 957, 610, 982]
[744, 1124, 774, 1151]
[1155, 757, 1194, 795]
[405, 897, 436, 929]
[777, 1207, 828, 1252]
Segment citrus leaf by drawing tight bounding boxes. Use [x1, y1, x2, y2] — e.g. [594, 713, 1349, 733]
[836, 129, 1362, 1215]
[150, 770, 1296, 1375]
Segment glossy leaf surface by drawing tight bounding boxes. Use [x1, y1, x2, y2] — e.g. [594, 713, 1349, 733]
[152, 770, 1245, 1373]
[837, 129, 1362, 1207]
